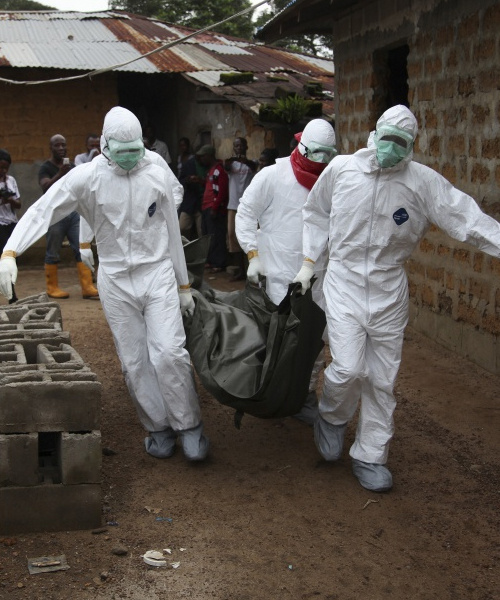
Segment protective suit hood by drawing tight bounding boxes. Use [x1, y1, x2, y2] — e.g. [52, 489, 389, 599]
[101, 106, 146, 174]
[366, 105, 418, 172]
[299, 119, 336, 155]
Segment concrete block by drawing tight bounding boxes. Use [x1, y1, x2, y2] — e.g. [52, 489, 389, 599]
[0, 484, 102, 534]
[36, 343, 87, 371]
[60, 431, 102, 485]
[20, 306, 62, 326]
[0, 378, 101, 433]
[12, 293, 51, 306]
[0, 343, 27, 366]
[0, 331, 71, 363]
[0, 433, 39, 486]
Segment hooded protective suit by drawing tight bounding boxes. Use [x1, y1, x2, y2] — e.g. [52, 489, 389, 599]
[236, 119, 336, 307]
[0, 107, 206, 456]
[302, 105, 500, 469]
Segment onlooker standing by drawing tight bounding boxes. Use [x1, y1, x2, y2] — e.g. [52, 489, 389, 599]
[0, 149, 20, 303]
[224, 137, 256, 281]
[38, 134, 98, 299]
[257, 148, 279, 172]
[199, 145, 229, 272]
[178, 153, 207, 240]
[74, 133, 100, 166]
[177, 137, 194, 178]
[143, 124, 171, 166]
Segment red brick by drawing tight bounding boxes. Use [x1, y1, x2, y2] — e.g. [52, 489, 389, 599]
[437, 244, 451, 257]
[421, 285, 435, 308]
[471, 162, 491, 184]
[419, 238, 435, 254]
[425, 55, 442, 76]
[458, 13, 480, 39]
[441, 163, 456, 183]
[426, 267, 444, 282]
[458, 76, 475, 97]
[435, 78, 455, 99]
[478, 68, 500, 93]
[406, 258, 425, 277]
[445, 272, 454, 290]
[473, 38, 495, 62]
[438, 291, 453, 315]
[483, 3, 500, 35]
[446, 49, 458, 69]
[490, 257, 500, 276]
[429, 135, 441, 157]
[482, 138, 500, 160]
[473, 252, 484, 273]
[470, 277, 490, 301]
[453, 248, 470, 264]
[436, 25, 454, 46]
[424, 109, 438, 129]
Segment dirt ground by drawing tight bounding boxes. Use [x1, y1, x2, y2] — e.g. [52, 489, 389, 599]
[0, 265, 499, 600]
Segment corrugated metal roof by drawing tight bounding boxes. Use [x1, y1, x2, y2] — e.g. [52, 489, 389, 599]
[0, 10, 334, 117]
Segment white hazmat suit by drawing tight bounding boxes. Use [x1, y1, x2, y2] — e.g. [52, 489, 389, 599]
[0, 107, 208, 461]
[236, 119, 336, 423]
[300, 105, 500, 490]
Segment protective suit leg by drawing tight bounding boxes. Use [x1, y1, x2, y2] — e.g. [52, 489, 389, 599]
[293, 390, 319, 426]
[178, 422, 209, 461]
[144, 428, 177, 458]
[349, 307, 406, 465]
[352, 459, 393, 492]
[98, 263, 202, 434]
[315, 298, 366, 459]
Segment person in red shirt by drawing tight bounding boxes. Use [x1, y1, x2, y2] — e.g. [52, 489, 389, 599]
[198, 145, 229, 272]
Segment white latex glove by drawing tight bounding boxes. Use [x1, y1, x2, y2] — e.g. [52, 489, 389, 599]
[80, 247, 95, 272]
[179, 289, 195, 317]
[293, 260, 315, 295]
[247, 255, 264, 284]
[0, 256, 18, 300]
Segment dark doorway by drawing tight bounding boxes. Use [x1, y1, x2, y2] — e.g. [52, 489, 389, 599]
[372, 43, 409, 124]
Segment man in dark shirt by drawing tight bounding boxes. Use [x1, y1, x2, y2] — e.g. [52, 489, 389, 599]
[38, 134, 98, 299]
[178, 154, 207, 240]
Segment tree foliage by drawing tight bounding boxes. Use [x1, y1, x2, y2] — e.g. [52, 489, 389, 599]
[0, 0, 54, 8]
[254, 0, 333, 58]
[109, 0, 255, 39]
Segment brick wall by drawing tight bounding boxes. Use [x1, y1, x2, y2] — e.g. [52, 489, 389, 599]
[0, 68, 118, 216]
[333, 0, 500, 373]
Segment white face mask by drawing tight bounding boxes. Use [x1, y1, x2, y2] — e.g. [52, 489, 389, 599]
[106, 138, 145, 171]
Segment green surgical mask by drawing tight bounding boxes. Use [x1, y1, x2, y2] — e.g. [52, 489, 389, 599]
[375, 125, 413, 168]
[107, 138, 145, 171]
[300, 141, 337, 163]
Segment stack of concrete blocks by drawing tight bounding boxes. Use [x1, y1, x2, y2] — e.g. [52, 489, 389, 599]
[0, 293, 102, 534]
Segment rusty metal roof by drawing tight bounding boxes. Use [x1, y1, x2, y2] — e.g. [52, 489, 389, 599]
[0, 10, 334, 115]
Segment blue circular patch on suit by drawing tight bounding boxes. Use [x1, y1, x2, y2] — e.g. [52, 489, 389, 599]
[148, 202, 157, 217]
[393, 208, 409, 225]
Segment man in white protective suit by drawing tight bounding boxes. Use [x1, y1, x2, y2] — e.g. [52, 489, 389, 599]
[0, 106, 209, 461]
[236, 119, 337, 425]
[293, 104, 500, 491]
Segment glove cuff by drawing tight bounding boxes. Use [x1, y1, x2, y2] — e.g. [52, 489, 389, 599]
[1, 250, 16, 259]
[303, 257, 315, 265]
[80, 243, 92, 250]
[179, 284, 191, 293]
[247, 250, 258, 261]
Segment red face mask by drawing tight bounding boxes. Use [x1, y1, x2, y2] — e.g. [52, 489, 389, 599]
[289, 132, 328, 190]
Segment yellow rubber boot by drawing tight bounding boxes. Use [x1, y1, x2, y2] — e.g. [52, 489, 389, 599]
[44, 264, 69, 299]
[77, 262, 99, 299]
